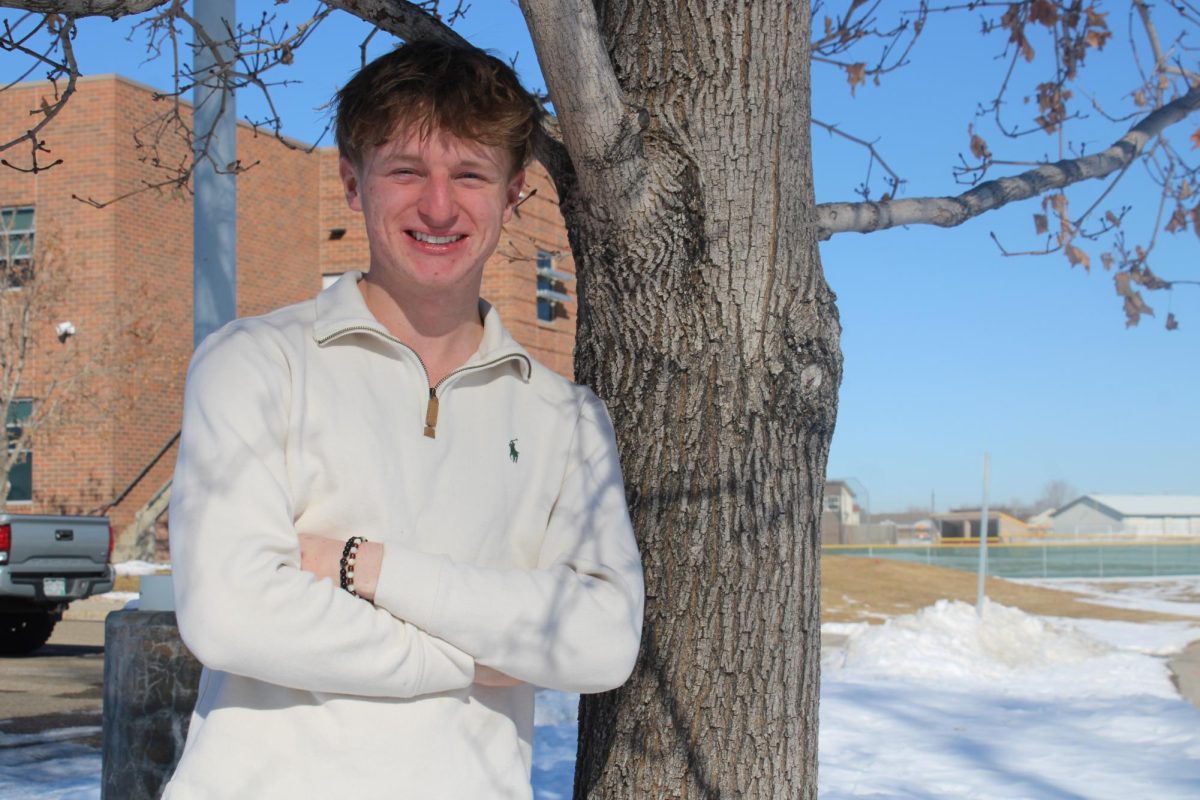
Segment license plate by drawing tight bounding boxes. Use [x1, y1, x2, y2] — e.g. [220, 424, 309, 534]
[43, 577, 67, 598]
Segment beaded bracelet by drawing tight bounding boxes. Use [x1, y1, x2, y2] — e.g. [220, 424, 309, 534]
[339, 536, 368, 597]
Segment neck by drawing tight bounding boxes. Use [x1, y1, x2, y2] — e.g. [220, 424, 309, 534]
[358, 273, 484, 385]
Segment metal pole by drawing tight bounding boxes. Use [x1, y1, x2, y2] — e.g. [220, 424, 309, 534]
[976, 452, 991, 617]
[101, 4, 238, 798]
[193, 0, 238, 348]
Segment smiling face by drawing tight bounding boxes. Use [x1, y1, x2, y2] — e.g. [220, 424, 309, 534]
[340, 127, 525, 302]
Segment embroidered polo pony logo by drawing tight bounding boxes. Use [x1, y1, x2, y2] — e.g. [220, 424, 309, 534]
[508, 439, 520, 463]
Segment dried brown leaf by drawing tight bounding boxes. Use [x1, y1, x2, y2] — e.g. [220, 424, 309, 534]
[1133, 89, 1146, 107]
[1065, 244, 1091, 271]
[1101, 252, 1114, 270]
[1043, 193, 1068, 217]
[1030, 0, 1057, 27]
[969, 127, 991, 161]
[1114, 271, 1131, 294]
[1166, 206, 1188, 234]
[1034, 214, 1048, 235]
[1115, 272, 1152, 327]
[845, 63, 867, 96]
[1166, 313, 1179, 331]
[1086, 30, 1111, 49]
[1122, 292, 1153, 327]
[1105, 210, 1120, 228]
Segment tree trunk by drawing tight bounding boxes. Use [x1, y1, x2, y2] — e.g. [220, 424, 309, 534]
[548, 2, 842, 797]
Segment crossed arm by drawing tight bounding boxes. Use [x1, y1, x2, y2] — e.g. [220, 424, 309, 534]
[171, 323, 643, 699]
[296, 536, 520, 688]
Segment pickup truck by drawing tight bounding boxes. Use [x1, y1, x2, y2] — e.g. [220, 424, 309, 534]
[0, 513, 114, 655]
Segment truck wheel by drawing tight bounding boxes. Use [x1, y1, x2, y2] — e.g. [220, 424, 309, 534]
[0, 611, 57, 656]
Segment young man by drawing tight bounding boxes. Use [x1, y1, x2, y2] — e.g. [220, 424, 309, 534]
[163, 41, 644, 798]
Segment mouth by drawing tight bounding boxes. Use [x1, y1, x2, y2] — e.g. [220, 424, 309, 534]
[409, 230, 466, 245]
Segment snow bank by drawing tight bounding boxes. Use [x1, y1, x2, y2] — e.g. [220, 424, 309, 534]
[113, 560, 170, 577]
[820, 599, 1200, 799]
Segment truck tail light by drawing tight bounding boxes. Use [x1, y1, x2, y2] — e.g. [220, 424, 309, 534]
[0, 523, 10, 564]
[107, 524, 115, 561]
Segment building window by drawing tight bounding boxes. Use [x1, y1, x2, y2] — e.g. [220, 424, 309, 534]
[823, 495, 841, 513]
[5, 399, 33, 503]
[535, 251, 573, 323]
[1, 206, 34, 288]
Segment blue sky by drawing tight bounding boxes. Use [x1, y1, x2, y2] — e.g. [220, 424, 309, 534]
[53, 3, 1200, 513]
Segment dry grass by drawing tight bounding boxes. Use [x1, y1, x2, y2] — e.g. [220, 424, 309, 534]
[822, 554, 1198, 625]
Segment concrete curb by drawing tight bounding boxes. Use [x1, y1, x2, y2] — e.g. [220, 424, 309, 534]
[64, 596, 132, 622]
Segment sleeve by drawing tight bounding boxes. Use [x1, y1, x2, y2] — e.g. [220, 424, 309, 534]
[372, 390, 645, 694]
[169, 324, 475, 697]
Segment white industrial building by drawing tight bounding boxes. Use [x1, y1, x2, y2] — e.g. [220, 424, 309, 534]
[1050, 495, 1200, 538]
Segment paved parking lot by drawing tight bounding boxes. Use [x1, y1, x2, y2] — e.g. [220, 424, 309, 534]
[0, 607, 110, 743]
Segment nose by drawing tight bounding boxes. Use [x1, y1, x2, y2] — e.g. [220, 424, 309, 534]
[417, 174, 458, 228]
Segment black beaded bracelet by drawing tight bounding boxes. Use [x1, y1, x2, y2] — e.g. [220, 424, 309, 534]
[339, 536, 368, 597]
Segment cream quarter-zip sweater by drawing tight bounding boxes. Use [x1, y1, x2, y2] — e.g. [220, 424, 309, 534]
[163, 272, 644, 799]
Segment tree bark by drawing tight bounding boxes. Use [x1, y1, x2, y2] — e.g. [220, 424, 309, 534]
[528, 2, 841, 796]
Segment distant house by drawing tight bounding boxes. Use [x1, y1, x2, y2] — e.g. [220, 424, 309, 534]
[933, 510, 1030, 543]
[1050, 495, 1200, 538]
[821, 480, 862, 545]
[873, 511, 937, 543]
[823, 481, 861, 525]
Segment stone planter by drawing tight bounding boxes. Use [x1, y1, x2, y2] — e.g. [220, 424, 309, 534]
[102, 610, 201, 800]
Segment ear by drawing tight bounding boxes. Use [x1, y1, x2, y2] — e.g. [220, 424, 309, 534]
[502, 168, 526, 224]
[339, 156, 363, 212]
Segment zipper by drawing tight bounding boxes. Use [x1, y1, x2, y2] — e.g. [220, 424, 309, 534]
[423, 354, 533, 438]
[316, 325, 531, 439]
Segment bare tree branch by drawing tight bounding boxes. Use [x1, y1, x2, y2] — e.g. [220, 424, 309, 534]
[816, 83, 1200, 238]
[323, 0, 470, 46]
[0, 13, 77, 172]
[813, 117, 903, 200]
[0, 0, 168, 18]
[518, 0, 638, 185]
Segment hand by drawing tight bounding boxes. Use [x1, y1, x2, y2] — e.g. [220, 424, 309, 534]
[297, 533, 341, 582]
[297, 533, 381, 602]
[474, 664, 523, 688]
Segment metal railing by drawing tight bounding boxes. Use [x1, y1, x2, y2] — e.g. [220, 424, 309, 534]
[822, 541, 1200, 578]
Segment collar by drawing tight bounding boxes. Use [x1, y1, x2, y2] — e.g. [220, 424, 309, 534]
[312, 271, 532, 381]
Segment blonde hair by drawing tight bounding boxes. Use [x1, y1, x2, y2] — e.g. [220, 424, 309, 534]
[335, 41, 541, 174]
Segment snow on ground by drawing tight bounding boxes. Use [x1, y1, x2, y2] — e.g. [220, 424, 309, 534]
[0, 728, 101, 800]
[5, 579, 1199, 799]
[818, 599, 1200, 799]
[1019, 574, 1200, 618]
[112, 560, 169, 578]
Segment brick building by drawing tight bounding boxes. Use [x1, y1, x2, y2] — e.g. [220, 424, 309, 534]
[0, 75, 577, 551]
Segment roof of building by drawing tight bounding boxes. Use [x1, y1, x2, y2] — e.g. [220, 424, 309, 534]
[933, 510, 1028, 526]
[872, 511, 934, 526]
[824, 480, 854, 496]
[1054, 495, 1200, 518]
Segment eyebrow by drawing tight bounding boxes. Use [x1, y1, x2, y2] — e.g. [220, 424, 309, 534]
[378, 153, 502, 173]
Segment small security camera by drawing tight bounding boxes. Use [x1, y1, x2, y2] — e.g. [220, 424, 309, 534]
[55, 321, 76, 343]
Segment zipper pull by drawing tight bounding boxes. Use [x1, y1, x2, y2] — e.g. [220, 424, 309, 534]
[424, 388, 439, 438]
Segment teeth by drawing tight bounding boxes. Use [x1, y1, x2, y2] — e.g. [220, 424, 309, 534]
[411, 231, 463, 245]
